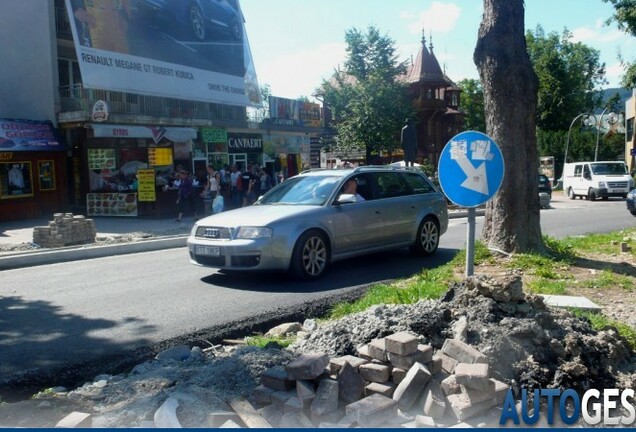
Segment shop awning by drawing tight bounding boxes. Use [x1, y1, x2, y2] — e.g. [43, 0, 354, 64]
[0, 119, 65, 151]
[91, 124, 197, 143]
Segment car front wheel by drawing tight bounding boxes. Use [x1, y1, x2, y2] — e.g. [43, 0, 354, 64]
[290, 230, 329, 280]
[411, 217, 440, 256]
[568, 188, 576, 200]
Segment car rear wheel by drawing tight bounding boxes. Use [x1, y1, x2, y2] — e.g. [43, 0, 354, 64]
[631, 210, 636, 216]
[290, 230, 329, 280]
[190, 4, 206, 41]
[568, 188, 576, 200]
[411, 217, 439, 256]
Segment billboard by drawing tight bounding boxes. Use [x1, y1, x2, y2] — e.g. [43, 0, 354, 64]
[66, 0, 261, 107]
[269, 96, 322, 127]
[0, 119, 65, 151]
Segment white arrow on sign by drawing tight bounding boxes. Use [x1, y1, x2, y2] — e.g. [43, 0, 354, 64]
[455, 153, 489, 195]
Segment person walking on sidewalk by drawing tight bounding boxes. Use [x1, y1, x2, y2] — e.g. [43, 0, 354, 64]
[175, 170, 197, 222]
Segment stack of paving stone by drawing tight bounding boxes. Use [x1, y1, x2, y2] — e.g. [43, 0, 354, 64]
[239, 332, 510, 428]
[33, 213, 96, 248]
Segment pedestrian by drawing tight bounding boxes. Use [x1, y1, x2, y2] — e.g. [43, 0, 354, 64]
[229, 164, 243, 209]
[176, 170, 197, 222]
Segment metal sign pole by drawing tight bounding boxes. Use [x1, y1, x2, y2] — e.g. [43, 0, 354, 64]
[466, 207, 475, 277]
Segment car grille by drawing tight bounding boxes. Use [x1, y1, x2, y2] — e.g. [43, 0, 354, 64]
[195, 226, 232, 240]
[607, 181, 628, 188]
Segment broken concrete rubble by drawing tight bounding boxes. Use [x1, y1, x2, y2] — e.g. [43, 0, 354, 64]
[4, 274, 635, 428]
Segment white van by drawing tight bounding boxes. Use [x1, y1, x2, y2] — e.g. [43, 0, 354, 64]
[563, 161, 633, 201]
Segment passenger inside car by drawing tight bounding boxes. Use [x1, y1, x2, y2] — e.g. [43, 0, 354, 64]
[339, 177, 366, 202]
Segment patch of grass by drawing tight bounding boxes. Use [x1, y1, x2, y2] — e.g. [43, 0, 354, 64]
[561, 229, 636, 256]
[582, 269, 634, 291]
[245, 335, 295, 348]
[543, 235, 577, 262]
[572, 310, 636, 351]
[328, 262, 457, 320]
[450, 241, 494, 267]
[526, 279, 567, 295]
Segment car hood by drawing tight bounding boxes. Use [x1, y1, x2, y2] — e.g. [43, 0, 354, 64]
[195, 204, 321, 227]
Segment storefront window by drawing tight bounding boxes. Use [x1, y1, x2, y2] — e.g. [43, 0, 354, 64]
[0, 161, 34, 198]
[38, 160, 56, 191]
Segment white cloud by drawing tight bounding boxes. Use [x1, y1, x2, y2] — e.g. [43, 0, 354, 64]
[606, 61, 625, 87]
[254, 42, 346, 99]
[405, 2, 462, 35]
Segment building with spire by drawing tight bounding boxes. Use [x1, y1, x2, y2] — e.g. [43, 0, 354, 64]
[400, 32, 464, 166]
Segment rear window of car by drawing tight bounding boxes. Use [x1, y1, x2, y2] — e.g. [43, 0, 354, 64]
[373, 172, 409, 198]
[402, 172, 435, 194]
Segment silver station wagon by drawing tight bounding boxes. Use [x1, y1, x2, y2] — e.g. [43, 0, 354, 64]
[187, 166, 449, 280]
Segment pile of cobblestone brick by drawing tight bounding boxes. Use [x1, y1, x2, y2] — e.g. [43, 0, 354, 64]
[32, 213, 96, 248]
[222, 332, 511, 428]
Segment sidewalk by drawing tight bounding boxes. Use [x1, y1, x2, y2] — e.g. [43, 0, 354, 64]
[0, 216, 195, 270]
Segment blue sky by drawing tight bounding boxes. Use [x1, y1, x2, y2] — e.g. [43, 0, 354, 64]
[240, 0, 634, 100]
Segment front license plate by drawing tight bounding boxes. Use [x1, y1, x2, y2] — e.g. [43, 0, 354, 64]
[195, 245, 220, 256]
[610, 189, 622, 194]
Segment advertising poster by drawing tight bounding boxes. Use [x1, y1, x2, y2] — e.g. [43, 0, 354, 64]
[65, 0, 261, 107]
[0, 119, 65, 152]
[136, 169, 156, 202]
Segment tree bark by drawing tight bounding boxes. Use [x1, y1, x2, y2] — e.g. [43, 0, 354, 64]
[474, 0, 544, 253]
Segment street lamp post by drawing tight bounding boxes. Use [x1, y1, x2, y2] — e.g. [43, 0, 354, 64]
[564, 113, 586, 167]
[594, 108, 618, 162]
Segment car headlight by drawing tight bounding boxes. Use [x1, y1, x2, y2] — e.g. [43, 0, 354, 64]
[598, 181, 606, 188]
[629, 190, 636, 198]
[236, 227, 273, 239]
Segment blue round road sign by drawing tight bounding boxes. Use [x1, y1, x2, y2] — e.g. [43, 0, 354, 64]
[437, 131, 505, 208]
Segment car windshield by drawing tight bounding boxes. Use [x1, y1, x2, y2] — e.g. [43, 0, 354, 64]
[590, 163, 628, 175]
[256, 175, 342, 206]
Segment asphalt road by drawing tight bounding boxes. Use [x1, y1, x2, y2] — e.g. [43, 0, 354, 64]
[1, 194, 634, 395]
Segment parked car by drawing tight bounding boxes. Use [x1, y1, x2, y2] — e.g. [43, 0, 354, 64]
[538, 174, 551, 209]
[135, 0, 243, 41]
[627, 189, 636, 216]
[187, 167, 449, 280]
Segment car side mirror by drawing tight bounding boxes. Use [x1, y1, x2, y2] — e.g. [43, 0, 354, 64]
[335, 194, 357, 205]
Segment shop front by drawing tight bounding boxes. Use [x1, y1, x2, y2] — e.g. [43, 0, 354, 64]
[0, 119, 68, 222]
[85, 123, 200, 218]
[263, 134, 311, 181]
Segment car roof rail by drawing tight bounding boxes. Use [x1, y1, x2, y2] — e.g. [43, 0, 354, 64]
[299, 168, 330, 174]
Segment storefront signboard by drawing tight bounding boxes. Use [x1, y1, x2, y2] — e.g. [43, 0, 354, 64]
[263, 134, 306, 155]
[148, 148, 173, 166]
[91, 124, 197, 142]
[65, 0, 261, 107]
[202, 128, 227, 143]
[0, 119, 65, 151]
[137, 169, 156, 202]
[268, 97, 321, 127]
[87, 192, 138, 217]
[228, 133, 263, 153]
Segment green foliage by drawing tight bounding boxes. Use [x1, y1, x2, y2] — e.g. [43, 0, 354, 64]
[457, 79, 486, 133]
[319, 26, 414, 161]
[526, 26, 605, 131]
[572, 309, 636, 351]
[562, 229, 636, 256]
[451, 241, 494, 267]
[328, 264, 456, 319]
[527, 279, 567, 295]
[583, 269, 634, 290]
[603, 0, 636, 36]
[543, 235, 577, 262]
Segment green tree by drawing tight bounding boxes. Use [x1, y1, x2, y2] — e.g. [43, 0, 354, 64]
[526, 26, 606, 131]
[603, 0, 636, 87]
[319, 26, 413, 162]
[457, 79, 486, 132]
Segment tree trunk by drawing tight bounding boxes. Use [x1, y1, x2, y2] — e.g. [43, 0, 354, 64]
[474, 0, 544, 253]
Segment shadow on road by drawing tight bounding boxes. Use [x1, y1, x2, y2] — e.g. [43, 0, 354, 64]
[0, 295, 157, 401]
[200, 247, 459, 293]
